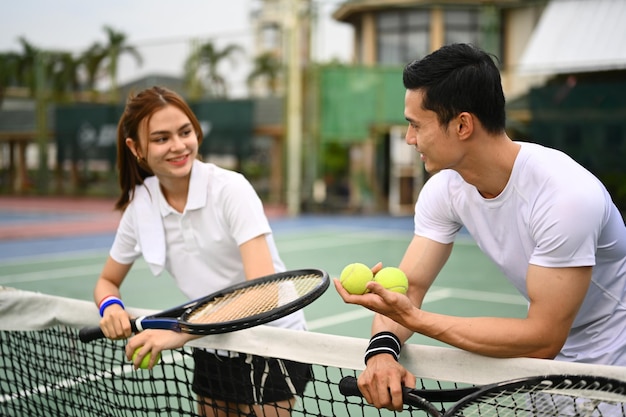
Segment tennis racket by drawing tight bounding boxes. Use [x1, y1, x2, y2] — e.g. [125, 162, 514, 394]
[340, 374, 626, 416]
[79, 268, 329, 343]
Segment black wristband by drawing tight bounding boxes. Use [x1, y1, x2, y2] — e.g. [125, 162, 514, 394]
[364, 331, 402, 365]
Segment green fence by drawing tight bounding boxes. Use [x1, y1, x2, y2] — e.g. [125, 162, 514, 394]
[318, 66, 406, 144]
[529, 78, 626, 211]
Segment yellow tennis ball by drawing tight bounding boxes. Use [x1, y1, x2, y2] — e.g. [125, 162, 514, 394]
[340, 263, 374, 295]
[132, 348, 161, 370]
[374, 267, 408, 294]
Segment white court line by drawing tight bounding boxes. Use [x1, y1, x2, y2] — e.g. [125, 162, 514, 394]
[0, 263, 150, 285]
[307, 288, 449, 330]
[0, 226, 410, 266]
[275, 228, 475, 253]
[0, 230, 412, 284]
[0, 350, 185, 404]
[307, 308, 374, 330]
[0, 248, 108, 267]
[307, 287, 526, 330]
[0, 229, 475, 285]
[439, 288, 527, 306]
[277, 231, 412, 252]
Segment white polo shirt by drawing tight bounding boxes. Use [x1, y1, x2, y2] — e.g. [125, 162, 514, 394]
[110, 160, 306, 331]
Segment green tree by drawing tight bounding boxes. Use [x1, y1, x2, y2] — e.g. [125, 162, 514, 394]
[2, 37, 95, 104]
[47, 51, 81, 103]
[0, 51, 20, 105]
[14, 37, 39, 96]
[79, 42, 107, 101]
[11, 39, 83, 103]
[184, 40, 242, 100]
[247, 51, 283, 96]
[101, 26, 142, 102]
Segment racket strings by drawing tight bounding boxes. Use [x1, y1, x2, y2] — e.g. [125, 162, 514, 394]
[186, 274, 323, 324]
[452, 378, 626, 417]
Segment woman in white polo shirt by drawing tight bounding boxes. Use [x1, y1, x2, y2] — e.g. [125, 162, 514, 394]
[93, 86, 310, 417]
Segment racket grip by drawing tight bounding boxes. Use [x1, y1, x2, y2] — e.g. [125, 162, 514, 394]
[79, 320, 141, 343]
[78, 326, 106, 343]
[339, 376, 362, 397]
[339, 375, 431, 411]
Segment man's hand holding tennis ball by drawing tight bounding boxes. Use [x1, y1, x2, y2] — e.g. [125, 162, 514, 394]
[334, 262, 417, 330]
[338, 262, 408, 295]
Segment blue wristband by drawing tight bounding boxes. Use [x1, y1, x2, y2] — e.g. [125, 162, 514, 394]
[99, 296, 125, 317]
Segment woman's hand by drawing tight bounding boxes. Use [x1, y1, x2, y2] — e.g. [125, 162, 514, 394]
[99, 304, 132, 340]
[125, 329, 195, 370]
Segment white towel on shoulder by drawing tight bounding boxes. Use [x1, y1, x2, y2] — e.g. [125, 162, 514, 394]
[133, 180, 166, 276]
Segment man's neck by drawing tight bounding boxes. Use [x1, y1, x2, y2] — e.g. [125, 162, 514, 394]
[456, 135, 520, 199]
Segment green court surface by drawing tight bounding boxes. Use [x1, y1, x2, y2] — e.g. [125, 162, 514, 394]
[0, 215, 528, 349]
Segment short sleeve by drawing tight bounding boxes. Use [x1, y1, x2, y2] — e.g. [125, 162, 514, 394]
[220, 172, 272, 246]
[414, 171, 463, 244]
[529, 177, 606, 268]
[109, 206, 142, 265]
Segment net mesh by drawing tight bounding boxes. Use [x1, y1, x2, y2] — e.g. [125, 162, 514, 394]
[1, 287, 624, 417]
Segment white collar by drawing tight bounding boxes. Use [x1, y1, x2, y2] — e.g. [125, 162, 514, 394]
[134, 160, 211, 275]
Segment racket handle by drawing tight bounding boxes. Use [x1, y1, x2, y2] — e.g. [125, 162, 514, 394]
[339, 376, 439, 414]
[78, 326, 106, 343]
[339, 376, 362, 397]
[79, 320, 140, 343]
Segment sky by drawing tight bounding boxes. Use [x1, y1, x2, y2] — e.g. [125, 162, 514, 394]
[0, 0, 354, 96]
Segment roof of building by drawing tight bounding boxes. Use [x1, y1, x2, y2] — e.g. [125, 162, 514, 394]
[117, 74, 186, 101]
[518, 0, 626, 75]
[333, 0, 526, 22]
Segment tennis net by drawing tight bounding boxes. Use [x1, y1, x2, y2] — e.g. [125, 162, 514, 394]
[1, 287, 624, 417]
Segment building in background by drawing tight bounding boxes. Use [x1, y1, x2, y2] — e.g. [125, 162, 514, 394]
[316, 0, 626, 215]
[1, 0, 625, 215]
[313, 0, 547, 214]
[517, 0, 626, 212]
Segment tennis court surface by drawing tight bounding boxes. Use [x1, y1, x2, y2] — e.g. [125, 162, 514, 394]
[1, 197, 624, 416]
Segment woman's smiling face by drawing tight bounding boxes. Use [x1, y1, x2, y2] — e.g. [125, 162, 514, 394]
[135, 104, 199, 181]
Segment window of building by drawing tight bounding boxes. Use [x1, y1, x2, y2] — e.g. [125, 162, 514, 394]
[444, 9, 480, 45]
[261, 23, 281, 51]
[376, 9, 429, 65]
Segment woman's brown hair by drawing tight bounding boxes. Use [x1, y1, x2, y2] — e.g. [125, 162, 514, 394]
[115, 86, 203, 211]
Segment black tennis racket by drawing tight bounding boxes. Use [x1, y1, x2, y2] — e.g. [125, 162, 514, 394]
[79, 268, 329, 343]
[340, 374, 626, 416]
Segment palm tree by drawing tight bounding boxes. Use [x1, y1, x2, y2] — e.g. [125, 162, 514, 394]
[80, 42, 107, 101]
[183, 39, 203, 101]
[247, 51, 283, 97]
[183, 40, 243, 100]
[2, 38, 82, 103]
[0, 51, 20, 105]
[47, 51, 81, 103]
[14, 37, 39, 96]
[101, 25, 142, 102]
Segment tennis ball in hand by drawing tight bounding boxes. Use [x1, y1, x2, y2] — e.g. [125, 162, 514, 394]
[340, 263, 374, 294]
[373, 267, 408, 294]
[132, 348, 161, 369]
